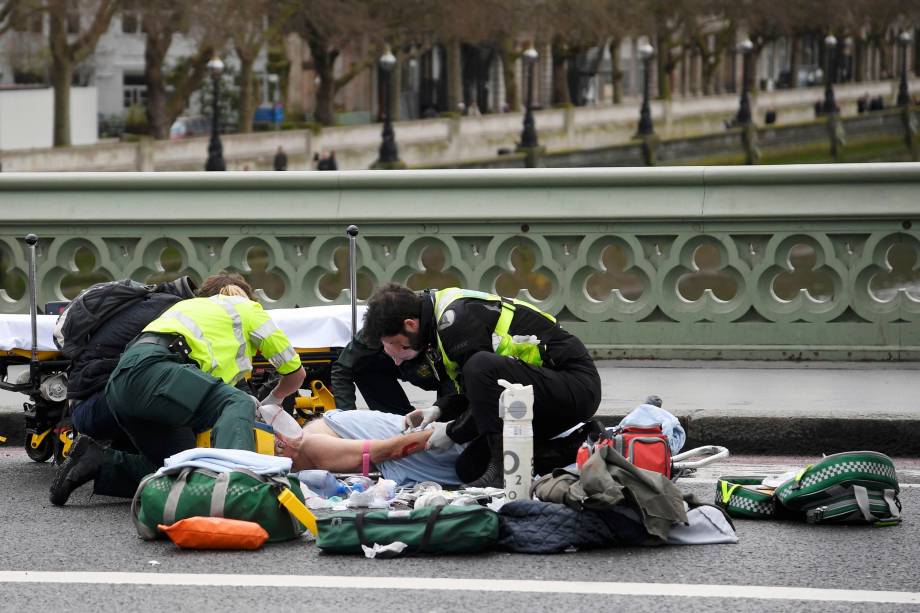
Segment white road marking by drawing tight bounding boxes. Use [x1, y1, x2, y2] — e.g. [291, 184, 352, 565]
[0, 572, 918, 604]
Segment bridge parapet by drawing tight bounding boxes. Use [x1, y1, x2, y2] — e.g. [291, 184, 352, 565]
[1, 165, 918, 360]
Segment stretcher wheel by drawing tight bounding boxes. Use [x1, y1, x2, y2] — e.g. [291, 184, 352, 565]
[25, 431, 53, 463]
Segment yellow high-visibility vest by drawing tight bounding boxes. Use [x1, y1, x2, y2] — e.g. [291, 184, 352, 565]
[144, 296, 300, 385]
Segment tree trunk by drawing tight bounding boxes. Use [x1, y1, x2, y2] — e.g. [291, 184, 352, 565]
[390, 56, 401, 122]
[144, 35, 172, 139]
[49, 10, 72, 147]
[551, 37, 570, 106]
[788, 36, 800, 88]
[655, 35, 671, 100]
[498, 35, 518, 111]
[50, 61, 73, 147]
[237, 53, 257, 133]
[852, 37, 864, 83]
[284, 33, 305, 120]
[609, 38, 623, 104]
[446, 38, 462, 112]
[314, 62, 335, 125]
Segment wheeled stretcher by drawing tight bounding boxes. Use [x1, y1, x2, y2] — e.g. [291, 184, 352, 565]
[0, 306, 365, 462]
[1, 230, 367, 464]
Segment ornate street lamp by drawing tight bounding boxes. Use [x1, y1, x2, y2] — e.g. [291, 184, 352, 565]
[519, 45, 539, 148]
[898, 30, 913, 107]
[822, 34, 838, 116]
[636, 42, 655, 136]
[374, 47, 402, 168]
[204, 55, 226, 171]
[737, 38, 754, 126]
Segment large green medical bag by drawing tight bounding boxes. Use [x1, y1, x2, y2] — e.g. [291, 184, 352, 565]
[132, 467, 308, 542]
[316, 505, 499, 555]
[774, 451, 901, 525]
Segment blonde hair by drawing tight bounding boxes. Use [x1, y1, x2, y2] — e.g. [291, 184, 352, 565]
[219, 284, 249, 298]
[197, 272, 255, 300]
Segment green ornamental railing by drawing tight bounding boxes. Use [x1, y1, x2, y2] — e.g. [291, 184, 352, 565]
[1, 166, 918, 360]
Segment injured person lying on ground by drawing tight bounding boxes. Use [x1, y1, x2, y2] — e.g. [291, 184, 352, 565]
[274, 409, 466, 487]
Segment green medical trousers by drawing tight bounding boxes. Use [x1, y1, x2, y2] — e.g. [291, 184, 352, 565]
[93, 343, 256, 498]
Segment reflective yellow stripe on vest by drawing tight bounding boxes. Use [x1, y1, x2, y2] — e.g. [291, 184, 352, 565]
[144, 296, 265, 385]
[433, 288, 555, 386]
[209, 295, 252, 381]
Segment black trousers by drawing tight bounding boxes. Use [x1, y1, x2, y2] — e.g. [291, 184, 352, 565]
[462, 351, 601, 441]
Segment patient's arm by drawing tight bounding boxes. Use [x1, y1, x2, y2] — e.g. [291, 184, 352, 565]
[276, 427, 433, 472]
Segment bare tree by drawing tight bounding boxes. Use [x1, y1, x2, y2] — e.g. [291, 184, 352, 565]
[140, 1, 224, 139]
[46, 0, 120, 146]
[226, 0, 289, 133]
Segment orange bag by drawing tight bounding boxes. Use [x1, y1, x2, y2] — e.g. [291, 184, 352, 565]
[158, 516, 269, 550]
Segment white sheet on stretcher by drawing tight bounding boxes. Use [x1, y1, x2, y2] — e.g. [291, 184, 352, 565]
[0, 303, 367, 351]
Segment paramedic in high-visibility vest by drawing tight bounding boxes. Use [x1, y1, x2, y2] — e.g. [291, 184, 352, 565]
[362, 282, 601, 488]
[49, 273, 305, 506]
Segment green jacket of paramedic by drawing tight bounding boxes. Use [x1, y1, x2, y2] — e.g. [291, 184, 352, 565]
[93, 295, 302, 498]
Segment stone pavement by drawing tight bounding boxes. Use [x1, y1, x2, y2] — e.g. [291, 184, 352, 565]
[2, 360, 919, 456]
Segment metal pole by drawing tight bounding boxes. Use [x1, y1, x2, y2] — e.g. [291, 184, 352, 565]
[346, 225, 359, 340]
[379, 70, 399, 163]
[520, 60, 538, 148]
[738, 51, 752, 125]
[637, 57, 654, 135]
[25, 234, 39, 367]
[898, 39, 911, 107]
[205, 74, 226, 171]
[823, 44, 837, 115]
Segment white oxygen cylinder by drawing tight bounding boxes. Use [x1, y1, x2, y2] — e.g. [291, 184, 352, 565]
[498, 379, 534, 502]
[258, 403, 303, 439]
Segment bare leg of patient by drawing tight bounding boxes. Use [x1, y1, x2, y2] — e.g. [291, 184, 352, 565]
[280, 422, 433, 472]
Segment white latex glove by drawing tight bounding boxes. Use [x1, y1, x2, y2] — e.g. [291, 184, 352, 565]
[260, 392, 284, 407]
[425, 421, 454, 451]
[511, 334, 540, 345]
[403, 405, 441, 430]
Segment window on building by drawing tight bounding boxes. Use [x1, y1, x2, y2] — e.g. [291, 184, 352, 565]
[122, 0, 142, 33]
[123, 74, 147, 108]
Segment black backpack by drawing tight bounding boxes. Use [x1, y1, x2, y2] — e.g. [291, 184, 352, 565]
[53, 277, 197, 359]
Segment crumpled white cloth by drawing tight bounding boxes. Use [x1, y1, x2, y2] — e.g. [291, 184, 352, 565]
[617, 403, 687, 454]
[666, 504, 739, 545]
[158, 447, 291, 476]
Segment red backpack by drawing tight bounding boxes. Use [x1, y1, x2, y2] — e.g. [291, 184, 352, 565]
[576, 423, 672, 479]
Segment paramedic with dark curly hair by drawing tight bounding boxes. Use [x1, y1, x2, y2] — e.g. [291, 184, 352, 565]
[362, 282, 601, 488]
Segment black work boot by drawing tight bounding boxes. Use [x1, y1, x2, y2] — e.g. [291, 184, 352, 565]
[464, 434, 504, 489]
[49, 435, 105, 506]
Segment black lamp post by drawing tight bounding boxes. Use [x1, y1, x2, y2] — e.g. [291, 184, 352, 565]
[636, 42, 655, 136]
[519, 45, 539, 148]
[822, 34, 838, 116]
[375, 48, 401, 167]
[737, 38, 754, 125]
[204, 55, 226, 171]
[898, 31, 913, 107]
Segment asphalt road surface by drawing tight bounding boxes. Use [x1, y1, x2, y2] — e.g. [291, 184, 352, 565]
[1, 447, 918, 613]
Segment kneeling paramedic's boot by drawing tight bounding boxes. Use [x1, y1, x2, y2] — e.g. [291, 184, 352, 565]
[464, 434, 504, 489]
[49, 435, 105, 506]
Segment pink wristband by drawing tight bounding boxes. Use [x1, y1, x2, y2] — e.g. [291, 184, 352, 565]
[362, 440, 370, 476]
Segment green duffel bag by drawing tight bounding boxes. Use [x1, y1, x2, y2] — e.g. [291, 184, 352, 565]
[714, 476, 775, 520]
[774, 451, 902, 526]
[132, 467, 308, 542]
[316, 504, 499, 555]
